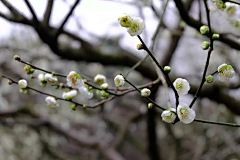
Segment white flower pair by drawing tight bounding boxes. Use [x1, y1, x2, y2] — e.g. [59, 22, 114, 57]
[161, 104, 196, 124]
[118, 13, 145, 36]
[66, 71, 93, 99]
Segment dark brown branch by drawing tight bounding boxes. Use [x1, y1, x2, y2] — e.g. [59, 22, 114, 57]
[1, 0, 22, 15]
[43, 0, 54, 26]
[24, 0, 39, 23]
[55, 0, 80, 37]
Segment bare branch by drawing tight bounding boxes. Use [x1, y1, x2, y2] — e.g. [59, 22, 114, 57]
[55, 0, 80, 37]
[24, 0, 38, 23]
[43, 0, 54, 26]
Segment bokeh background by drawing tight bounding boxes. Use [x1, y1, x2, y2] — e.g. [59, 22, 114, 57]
[0, 0, 240, 160]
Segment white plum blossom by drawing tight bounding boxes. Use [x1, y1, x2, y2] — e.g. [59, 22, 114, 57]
[45, 96, 59, 109]
[45, 73, 58, 85]
[94, 74, 106, 84]
[226, 4, 237, 16]
[218, 64, 235, 82]
[161, 108, 177, 123]
[62, 90, 77, 100]
[38, 74, 47, 86]
[118, 13, 133, 27]
[127, 17, 145, 36]
[173, 78, 190, 96]
[18, 79, 27, 89]
[114, 75, 125, 87]
[67, 71, 84, 88]
[78, 86, 93, 99]
[177, 104, 196, 124]
[38, 74, 45, 82]
[141, 88, 151, 97]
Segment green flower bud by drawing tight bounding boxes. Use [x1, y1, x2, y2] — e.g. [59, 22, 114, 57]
[206, 75, 214, 83]
[137, 44, 143, 50]
[101, 83, 109, 90]
[148, 103, 154, 109]
[99, 90, 109, 99]
[71, 104, 77, 111]
[8, 80, 13, 85]
[212, 34, 220, 40]
[55, 85, 59, 89]
[164, 66, 171, 73]
[83, 104, 87, 109]
[200, 25, 209, 35]
[29, 68, 35, 74]
[201, 41, 210, 50]
[13, 55, 20, 61]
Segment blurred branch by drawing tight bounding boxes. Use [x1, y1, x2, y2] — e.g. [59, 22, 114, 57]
[55, 0, 80, 38]
[223, 0, 240, 5]
[43, 0, 54, 26]
[198, 0, 201, 22]
[112, 112, 141, 148]
[173, 0, 240, 51]
[0, 111, 126, 160]
[24, 0, 39, 23]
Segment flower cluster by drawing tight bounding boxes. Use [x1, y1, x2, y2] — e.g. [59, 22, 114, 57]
[211, 0, 227, 10]
[118, 14, 145, 36]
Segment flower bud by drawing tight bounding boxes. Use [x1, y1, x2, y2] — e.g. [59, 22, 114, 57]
[99, 90, 109, 99]
[206, 75, 214, 83]
[148, 103, 154, 109]
[24, 65, 35, 75]
[55, 85, 59, 89]
[141, 88, 151, 97]
[200, 25, 209, 35]
[101, 83, 109, 90]
[13, 55, 20, 61]
[83, 104, 87, 109]
[216, 0, 226, 11]
[137, 44, 143, 50]
[201, 41, 210, 50]
[164, 66, 171, 73]
[71, 104, 77, 111]
[8, 80, 12, 85]
[212, 33, 220, 40]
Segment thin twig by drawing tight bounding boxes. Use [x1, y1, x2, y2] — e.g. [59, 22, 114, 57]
[189, 0, 214, 108]
[123, 75, 165, 110]
[137, 35, 179, 108]
[194, 118, 240, 127]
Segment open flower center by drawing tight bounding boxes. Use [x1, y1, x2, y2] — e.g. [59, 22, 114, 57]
[180, 108, 189, 119]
